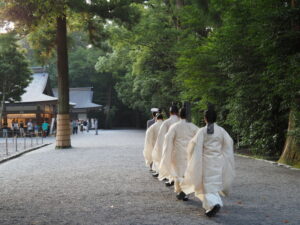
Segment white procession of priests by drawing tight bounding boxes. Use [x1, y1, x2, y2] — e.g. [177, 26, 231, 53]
[151, 105, 179, 184]
[143, 113, 164, 168]
[143, 104, 235, 217]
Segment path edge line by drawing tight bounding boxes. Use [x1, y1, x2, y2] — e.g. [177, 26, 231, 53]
[0, 143, 52, 165]
[235, 153, 300, 171]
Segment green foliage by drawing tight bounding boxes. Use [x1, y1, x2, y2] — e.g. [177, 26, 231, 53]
[177, 0, 300, 156]
[1, 0, 300, 157]
[1, 0, 146, 128]
[0, 32, 31, 127]
[43, 31, 143, 128]
[0, 33, 31, 102]
[99, 1, 182, 113]
[288, 101, 300, 144]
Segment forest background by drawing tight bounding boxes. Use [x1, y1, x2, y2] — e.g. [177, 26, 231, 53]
[0, 0, 299, 166]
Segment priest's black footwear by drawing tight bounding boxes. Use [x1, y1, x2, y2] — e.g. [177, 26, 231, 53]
[182, 196, 189, 201]
[152, 173, 159, 178]
[205, 204, 221, 217]
[165, 181, 174, 187]
[176, 192, 186, 200]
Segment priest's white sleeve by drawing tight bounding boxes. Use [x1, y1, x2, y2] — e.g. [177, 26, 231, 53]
[181, 129, 205, 195]
[158, 127, 176, 181]
[152, 124, 167, 172]
[220, 129, 235, 196]
[143, 127, 154, 167]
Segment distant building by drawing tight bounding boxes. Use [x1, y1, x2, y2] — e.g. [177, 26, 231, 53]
[3, 67, 57, 128]
[53, 87, 102, 120]
[2, 67, 102, 130]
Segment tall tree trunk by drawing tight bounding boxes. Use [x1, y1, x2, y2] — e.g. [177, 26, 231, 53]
[278, 100, 300, 167]
[278, 0, 300, 167]
[56, 15, 71, 148]
[175, 0, 184, 29]
[176, 0, 184, 8]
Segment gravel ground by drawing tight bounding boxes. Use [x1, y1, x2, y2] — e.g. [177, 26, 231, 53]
[0, 130, 299, 225]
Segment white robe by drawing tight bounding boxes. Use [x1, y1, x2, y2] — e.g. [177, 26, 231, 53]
[181, 124, 235, 196]
[158, 119, 199, 183]
[152, 115, 179, 173]
[143, 120, 163, 167]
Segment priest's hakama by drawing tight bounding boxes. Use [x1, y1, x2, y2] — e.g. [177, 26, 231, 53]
[158, 119, 198, 195]
[181, 124, 235, 215]
[143, 120, 163, 169]
[152, 115, 179, 174]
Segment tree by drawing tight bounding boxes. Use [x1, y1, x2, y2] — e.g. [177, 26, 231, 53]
[100, 1, 182, 114]
[177, 0, 300, 164]
[175, 0, 224, 125]
[279, 101, 300, 167]
[1, 0, 80, 148]
[0, 33, 31, 127]
[1, 0, 143, 148]
[278, 0, 300, 167]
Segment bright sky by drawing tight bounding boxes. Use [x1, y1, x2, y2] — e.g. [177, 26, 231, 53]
[0, 22, 14, 33]
[0, 0, 111, 33]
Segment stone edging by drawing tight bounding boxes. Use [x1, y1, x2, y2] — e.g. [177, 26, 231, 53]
[0, 143, 52, 165]
[235, 153, 300, 171]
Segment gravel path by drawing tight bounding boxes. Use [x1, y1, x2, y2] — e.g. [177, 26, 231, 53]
[0, 130, 299, 225]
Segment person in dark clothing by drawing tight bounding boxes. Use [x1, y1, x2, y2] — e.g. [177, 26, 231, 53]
[147, 108, 160, 129]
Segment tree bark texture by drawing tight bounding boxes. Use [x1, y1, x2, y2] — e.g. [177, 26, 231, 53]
[56, 15, 71, 148]
[278, 105, 300, 167]
[175, 0, 184, 29]
[278, 0, 300, 167]
[176, 0, 184, 8]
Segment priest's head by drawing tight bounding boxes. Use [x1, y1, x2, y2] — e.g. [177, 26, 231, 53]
[169, 103, 179, 115]
[179, 107, 187, 119]
[156, 113, 163, 121]
[204, 108, 217, 124]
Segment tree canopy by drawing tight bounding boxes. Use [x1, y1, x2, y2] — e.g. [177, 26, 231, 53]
[0, 33, 31, 126]
[1, 0, 299, 165]
[97, 0, 300, 165]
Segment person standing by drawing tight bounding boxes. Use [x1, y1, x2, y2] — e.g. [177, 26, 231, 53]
[152, 104, 179, 185]
[34, 123, 39, 137]
[80, 121, 84, 132]
[83, 120, 87, 132]
[147, 108, 159, 129]
[143, 113, 164, 171]
[2, 122, 8, 138]
[42, 121, 49, 137]
[11, 120, 15, 136]
[95, 119, 98, 135]
[87, 119, 90, 133]
[180, 107, 235, 217]
[19, 121, 25, 137]
[13, 120, 19, 137]
[27, 119, 33, 136]
[158, 108, 199, 200]
[75, 120, 79, 134]
[72, 120, 77, 135]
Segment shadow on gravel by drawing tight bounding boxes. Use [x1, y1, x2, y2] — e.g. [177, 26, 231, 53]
[214, 205, 268, 225]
